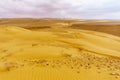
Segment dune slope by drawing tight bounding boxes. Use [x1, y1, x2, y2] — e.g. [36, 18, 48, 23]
[0, 26, 120, 80]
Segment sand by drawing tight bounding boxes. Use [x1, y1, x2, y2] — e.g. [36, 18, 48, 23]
[0, 18, 120, 36]
[0, 26, 120, 80]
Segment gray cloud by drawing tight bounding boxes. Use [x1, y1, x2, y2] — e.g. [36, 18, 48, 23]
[0, 0, 120, 19]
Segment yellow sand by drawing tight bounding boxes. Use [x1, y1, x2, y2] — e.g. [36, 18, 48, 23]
[0, 26, 120, 80]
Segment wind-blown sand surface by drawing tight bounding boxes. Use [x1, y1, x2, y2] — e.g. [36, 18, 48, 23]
[0, 18, 120, 36]
[0, 26, 120, 80]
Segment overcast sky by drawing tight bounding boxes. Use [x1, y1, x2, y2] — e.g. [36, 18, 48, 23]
[0, 0, 120, 19]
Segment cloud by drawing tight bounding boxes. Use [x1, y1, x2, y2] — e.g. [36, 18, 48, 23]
[0, 0, 120, 19]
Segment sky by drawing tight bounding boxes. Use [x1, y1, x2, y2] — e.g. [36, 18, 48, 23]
[0, 0, 120, 19]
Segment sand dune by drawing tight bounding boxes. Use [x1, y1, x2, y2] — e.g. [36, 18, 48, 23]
[0, 18, 120, 36]
[0, 26, 120, 80]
